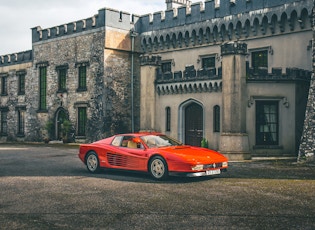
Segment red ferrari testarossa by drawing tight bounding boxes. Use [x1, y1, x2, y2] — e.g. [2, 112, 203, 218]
[78, 133, 228, 180]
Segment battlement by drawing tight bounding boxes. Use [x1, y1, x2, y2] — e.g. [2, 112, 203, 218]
[0, 50, 32, 67]
[139, 0, 309, 32]
[31, 8, 140, 44]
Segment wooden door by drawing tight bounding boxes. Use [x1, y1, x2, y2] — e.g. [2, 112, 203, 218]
[185, 103, 203, 146]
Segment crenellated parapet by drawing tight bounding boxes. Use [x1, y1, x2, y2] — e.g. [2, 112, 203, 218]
[140, 0, 312, 53]
[140, 0, 310, 32]
[0, 50, 32, 67]
[31, 8, 140, 44]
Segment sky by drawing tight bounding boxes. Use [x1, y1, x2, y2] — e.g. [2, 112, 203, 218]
[0, 0, 180, 55]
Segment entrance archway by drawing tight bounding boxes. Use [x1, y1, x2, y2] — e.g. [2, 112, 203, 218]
[185, 103, 203, 146]
[55, 107, 69, 140]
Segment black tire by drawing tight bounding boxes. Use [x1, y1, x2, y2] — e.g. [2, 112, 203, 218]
[86, 151, 100, 173]
[149, 156, 168, 180]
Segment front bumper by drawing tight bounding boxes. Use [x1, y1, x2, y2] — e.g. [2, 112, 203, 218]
[170, 168, 227, 177]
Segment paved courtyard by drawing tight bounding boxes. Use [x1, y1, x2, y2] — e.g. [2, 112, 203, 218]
[0, 144, 314, 229]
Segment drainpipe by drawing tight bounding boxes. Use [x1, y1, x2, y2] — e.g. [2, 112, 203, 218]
[130, 29, 138, 133]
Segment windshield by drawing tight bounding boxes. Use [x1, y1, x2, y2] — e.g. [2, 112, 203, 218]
[140, 135, 182, 148]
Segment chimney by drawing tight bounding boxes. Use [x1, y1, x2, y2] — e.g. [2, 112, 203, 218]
[165, 0, 191, 10]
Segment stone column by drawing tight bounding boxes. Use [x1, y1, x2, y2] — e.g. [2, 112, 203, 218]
[139, 55, 161, 131]
[219, 42, 251, 161]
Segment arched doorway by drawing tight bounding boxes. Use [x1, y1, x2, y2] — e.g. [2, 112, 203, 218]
[55, 107, 69, 140]
[184, 102, 204, 146]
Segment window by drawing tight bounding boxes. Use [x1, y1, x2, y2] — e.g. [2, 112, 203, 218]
[161, 62, 172, 74]
[76, 62, 89, 91]
[17, 109, 25, 136]
[1, 76, 8, 95]
[112, 136, 124, 147]
[0, 109, 8, 135]
[39, 66, 47, 111]
[252, 50, 268, 72]
[166, 107, 171, 132]
[202, 56, 215, 69]
[256, 101, 279, 145]
[18, 73, 25, 95]
[57, 67, 67, 92]
[213, 105, 220, 132]
[77, 107, 87, 136]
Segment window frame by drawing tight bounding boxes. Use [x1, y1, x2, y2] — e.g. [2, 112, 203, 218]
[213, 105, 220, 133]
[255, 100, 279, 146]
[0, 108, 8, 136]
[161, 62, 172, 74]
[17, 108, 26, 137]
[56, 65, 68, 93]
[39, 66, 47, 111]
[1, 75, 8, 96]
[166, 107, 171, 132]
[18, 72, 26, 95]
[201, 56, 216, 70]
[75, 62, 89, 92]
[77, 107, 87, 137]
[251, 49, 268, 73]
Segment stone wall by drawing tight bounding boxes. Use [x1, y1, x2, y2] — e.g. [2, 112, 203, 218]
[298, 1, 315, 162]
[0, 62, 32, 142]
[28, 25, 139, 142]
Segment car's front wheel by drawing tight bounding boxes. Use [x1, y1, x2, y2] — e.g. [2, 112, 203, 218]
[149, 156, 168, 180]
[86, 151, 100, 173]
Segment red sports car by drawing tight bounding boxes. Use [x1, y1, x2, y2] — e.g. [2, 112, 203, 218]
[78, 133, 228, 180]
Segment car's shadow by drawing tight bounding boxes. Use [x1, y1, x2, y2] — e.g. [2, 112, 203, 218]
[79, 168, 217, 184]
[78, 159, 315, 182]
[1, 145, 314, 182]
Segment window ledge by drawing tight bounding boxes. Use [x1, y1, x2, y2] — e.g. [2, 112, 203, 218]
[37, 109, 48, 113]
[253, 145, 283, 150]
[76, 88, 87, 92]
[57, 89, 67, 93]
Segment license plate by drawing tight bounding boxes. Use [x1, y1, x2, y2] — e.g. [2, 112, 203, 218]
[206, 169, 221, 175]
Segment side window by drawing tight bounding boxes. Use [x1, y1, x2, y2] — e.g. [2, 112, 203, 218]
[75, 62, 89, 92]
[1, 76, 8, 96]
[78, 66, 87, 90]
[166, 107, 171, 132]
[202, 56, 215, 69]
[120, 136, 134, 148]
[120, 136, 142, 149]
[251, 50, 268, 73]
[17, 109, 25, 136]
[256, 101, 279, 145]
[112, 136, 123, 147]
[161, 62, 172, 74]
[213, 105, 220, 132]
[77, 107, 87, 136]
[39, 66, 47, 111]
[56, 65, 68, 92]
[0, 109, 8, 136]
[18, 72, 26, 95]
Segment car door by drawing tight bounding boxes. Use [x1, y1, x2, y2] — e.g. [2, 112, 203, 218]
[107, 135, 147, 171]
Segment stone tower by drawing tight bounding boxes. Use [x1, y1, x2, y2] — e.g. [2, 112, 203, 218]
[140, 55, 161, 131]
[166, 0, 191, 10]
[219, 42, 251, 161]
[297, 1, 315, 162]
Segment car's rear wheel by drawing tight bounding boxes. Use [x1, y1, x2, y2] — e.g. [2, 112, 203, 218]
[86, 151, 100, 173]
[149, 156, 168, 180]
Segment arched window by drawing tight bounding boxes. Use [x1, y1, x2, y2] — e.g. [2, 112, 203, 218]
[213, 105, 220, 132]
[166, 107, 171, 132]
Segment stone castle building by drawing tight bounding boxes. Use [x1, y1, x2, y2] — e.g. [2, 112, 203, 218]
[0, 0, 313, 160]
